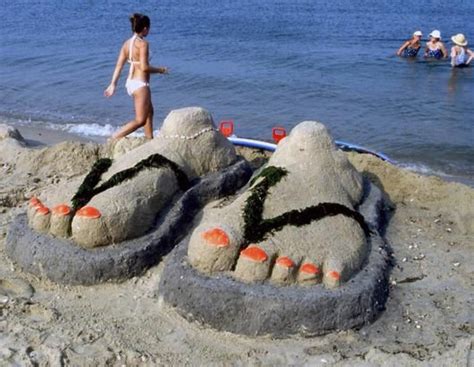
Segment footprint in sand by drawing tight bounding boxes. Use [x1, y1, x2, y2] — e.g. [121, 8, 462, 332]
[0, 277, 34, 301]
[26, 107, 238, 248]
[188, 121, 370, 288]
[23, 303, 59, 324]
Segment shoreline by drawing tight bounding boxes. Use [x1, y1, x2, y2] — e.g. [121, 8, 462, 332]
[12, 124, 99, 147]
[7, 120, 474, 188]
[0, 122, 473, 365]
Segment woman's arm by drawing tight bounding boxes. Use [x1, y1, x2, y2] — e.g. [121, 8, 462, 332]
[450, 46, 457, 67]
[104, 45, 127, 97]
[466, 48, 474, 65]
[423, 43, 430, 57]
[397, 41, 410, 56]
[138, 42, 169, 74]
[440, 43, 448, 58]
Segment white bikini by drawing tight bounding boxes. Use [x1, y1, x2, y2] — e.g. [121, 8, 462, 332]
[125, 34, 150, 96]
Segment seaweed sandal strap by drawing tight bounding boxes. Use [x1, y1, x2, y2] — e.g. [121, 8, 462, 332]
[243, 165, 370, 244]
[71, 153, 190, 211]
[71, 158, 113, 210]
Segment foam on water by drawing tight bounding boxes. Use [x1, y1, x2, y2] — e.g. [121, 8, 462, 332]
[63, 123, 116, 137]
[398, 162, 474, 187]
[55, 122, 159, 139]
[398, 162, 452, 178]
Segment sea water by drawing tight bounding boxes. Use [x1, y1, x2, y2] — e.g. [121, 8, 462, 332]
[1, 0, 473, 183]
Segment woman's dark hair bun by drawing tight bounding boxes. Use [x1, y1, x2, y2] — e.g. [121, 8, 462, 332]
[130, 13, 150, 33]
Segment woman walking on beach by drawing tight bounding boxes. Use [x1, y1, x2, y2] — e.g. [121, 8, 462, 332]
[104, 13, 168, 140]
[424, 30, 448, 59]
[450, 34, 474, 67]
[397, 31, 423, 58]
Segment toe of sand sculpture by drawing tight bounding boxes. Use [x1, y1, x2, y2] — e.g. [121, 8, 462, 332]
[6, 107, 252, 284]
[159, 121, 391, 337]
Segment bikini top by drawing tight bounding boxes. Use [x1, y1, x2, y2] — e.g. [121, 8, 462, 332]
[127, 34, 143, 79]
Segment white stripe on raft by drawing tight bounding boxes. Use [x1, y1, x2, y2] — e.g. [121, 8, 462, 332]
[227, 136, 393, 163]
[228, 137, 277, 152]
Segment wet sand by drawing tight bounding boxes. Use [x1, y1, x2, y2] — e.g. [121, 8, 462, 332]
[0, 125, 472, 366]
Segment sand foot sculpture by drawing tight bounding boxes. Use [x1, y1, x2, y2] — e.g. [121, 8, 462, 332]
[26, 107, 239, 248]
[159, 121, 390, 337]
[7, 107, 252, 284]
[188, 121, 369, 288]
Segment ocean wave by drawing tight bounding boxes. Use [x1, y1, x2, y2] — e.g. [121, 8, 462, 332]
[55, 122, 159, 139]
[0, 113, 156, 138]
[397, 162, 474, 187]
[398, 162, 450, 177]
[61, 123, 116, 137]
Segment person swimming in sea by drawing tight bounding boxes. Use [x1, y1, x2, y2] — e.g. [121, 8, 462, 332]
[424, 30, 448, 60]
[450, 33, 474, 68]
[104, 13, 168, 140]
[397, 31, 423, 58]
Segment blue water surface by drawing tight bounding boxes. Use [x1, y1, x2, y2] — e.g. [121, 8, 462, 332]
[1, 0, 473, 182]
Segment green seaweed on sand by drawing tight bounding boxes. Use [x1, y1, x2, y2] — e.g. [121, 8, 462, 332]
[71, 154, 189, 210]
[243, 165, 370, 244]
[243, 166, 288, 241]
[71, 158, 112, 210]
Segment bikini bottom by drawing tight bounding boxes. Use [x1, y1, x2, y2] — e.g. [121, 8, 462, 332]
[126, 78, 150, 96]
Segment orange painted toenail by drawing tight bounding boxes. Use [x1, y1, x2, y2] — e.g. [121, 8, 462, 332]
[301, 263, 320, 275]
[33, 202, 44, 209]
[29, 197, 40, 206]
[34, 203, 45, 211]
[240, 245, 268, 263]
[276, 256, 295, 268]
[201, 228, 229, 247]
[52, 204, 71, 216]
[76, 206, 101, 219]
[37, 206, 50, 215]
[327, 270, 341, 280]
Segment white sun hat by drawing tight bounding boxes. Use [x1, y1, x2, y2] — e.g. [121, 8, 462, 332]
[429, 30, 441, 39]
[451, 33, 468, 46]
[413, 30, 423, 37]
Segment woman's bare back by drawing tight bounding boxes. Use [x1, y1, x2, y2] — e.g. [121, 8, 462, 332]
[123, 37, 149, 82]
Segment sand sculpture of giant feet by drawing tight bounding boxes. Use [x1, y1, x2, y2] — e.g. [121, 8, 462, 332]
[6, 107, 252, 284]
[159, 121, 391, 337]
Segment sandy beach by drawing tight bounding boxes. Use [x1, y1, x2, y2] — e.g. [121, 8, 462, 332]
[0, 124, 472, 366]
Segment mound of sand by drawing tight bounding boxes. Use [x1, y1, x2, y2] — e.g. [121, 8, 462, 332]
[0, 124, 472, 365]
[348, 152, 474, 235]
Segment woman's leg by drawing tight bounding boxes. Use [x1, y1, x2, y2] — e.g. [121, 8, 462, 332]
[143, 102, 154, 139]
[111, 87, 151, 140]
